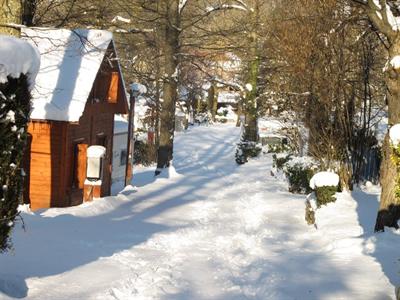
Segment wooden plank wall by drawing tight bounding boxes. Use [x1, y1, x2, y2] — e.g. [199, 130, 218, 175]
[27, 121, 67, 209]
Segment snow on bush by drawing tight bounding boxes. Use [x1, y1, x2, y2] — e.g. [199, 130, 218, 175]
[309, 171, 339, 189]
[0, 36, 40, 252]
[0, 35, 40, 90]
[216, 105, 237, 123]
[272, 153, 291, 169]
[284, 155, 318, 170]
[389, 123, 400, 147]
[284, 156, 319, 194]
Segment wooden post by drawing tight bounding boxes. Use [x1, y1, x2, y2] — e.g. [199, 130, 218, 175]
[125, 91, 135, 186]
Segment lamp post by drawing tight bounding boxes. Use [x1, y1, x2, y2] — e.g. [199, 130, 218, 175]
[125, 83, 146, 187]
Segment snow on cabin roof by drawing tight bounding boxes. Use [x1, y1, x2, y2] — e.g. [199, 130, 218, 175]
[0, 34, 40, 90]
[21, 27, 114, 122]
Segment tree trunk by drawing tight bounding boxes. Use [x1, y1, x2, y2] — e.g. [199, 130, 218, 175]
[243, 3, 260, 143]
[0, 0, 21, 36]
[212, 88, 218, 122]
[155, 1, 179, 175]
[375, 43, 400, 231]
[155, 72, 161, 151]
[207, 82, 216, 122]
[243, 51, 260, 142]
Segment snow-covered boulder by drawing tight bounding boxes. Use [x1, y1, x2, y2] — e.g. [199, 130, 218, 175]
[0, 35, 40, 89]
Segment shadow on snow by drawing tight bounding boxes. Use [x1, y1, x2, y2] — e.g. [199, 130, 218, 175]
[353, 189, 400, 291]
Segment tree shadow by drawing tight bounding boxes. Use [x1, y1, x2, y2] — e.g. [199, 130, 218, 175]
[0, 126, 241, 298]
[353, 189, 400, 290]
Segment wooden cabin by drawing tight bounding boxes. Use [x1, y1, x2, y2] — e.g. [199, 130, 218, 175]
[22, 28, 129, 210]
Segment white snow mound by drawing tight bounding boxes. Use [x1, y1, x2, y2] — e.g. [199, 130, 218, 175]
[0, 35, 40, 90]
[389, 123, 400, 147]
[156, 165, 182, 179]
[309, 171, 339, 189]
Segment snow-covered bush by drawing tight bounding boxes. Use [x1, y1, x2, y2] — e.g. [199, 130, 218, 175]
[215, 105, 237, 124]
[0, 36, 39, 252]
[0, 75, 32, 251]
[315, 186, 338, 206]
[195, 112, 211, 125]
[283, 156, 319, 194]
[309, 172, 339, 206]
[265, 141, 292, 154]
[272, 153, 291, 170]
[217, 107, 228, 117]
[235, 134, 261, 165]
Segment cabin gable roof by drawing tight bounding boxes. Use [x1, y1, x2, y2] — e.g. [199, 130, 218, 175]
[22, 27, 120, 122]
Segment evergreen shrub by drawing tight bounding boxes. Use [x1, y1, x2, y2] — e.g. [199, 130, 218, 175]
[285, 164, 315, 194]
[283, 156, 318, 194]
[0, 75, 31, 252]
[315, 186, 338, 206]
[235, 139, 261, 165]
[272, 154, 291, 170]
[266, 142, 292, 154]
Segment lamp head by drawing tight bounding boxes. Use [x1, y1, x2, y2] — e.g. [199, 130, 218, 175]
[130, 83, 147, 97]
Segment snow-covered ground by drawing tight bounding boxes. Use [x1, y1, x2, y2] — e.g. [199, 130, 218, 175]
[0, 124, 399, 299]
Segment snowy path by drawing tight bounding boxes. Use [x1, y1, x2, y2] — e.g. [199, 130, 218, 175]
[0, 124, 397, 299]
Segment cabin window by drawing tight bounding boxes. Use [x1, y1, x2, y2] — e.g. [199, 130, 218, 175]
[120, 149, 127, 166]
[90, 70, 110, 103]
[72, 143, 88, 189]
[107, 72, 119, 103]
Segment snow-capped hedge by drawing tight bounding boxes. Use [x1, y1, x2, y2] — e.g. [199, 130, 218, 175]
[0, 35, 40, 90]
[285, 156, 318, 170]
[309, 171, 339, 207]
[284, 156, 319, 194]
[309, 171, 339, 189]
[0, 35, 40, 252]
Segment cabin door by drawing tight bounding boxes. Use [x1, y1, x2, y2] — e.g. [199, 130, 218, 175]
[70, 143, 88, 205]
